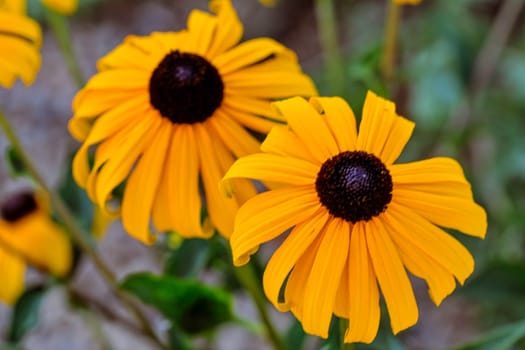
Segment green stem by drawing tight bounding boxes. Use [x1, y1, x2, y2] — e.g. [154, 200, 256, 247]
[339, 318, 353, 350]
[314, 0, 346, 97]
[0, 110, 168, 350]
[234, 263, 288, 350]
[381, 1, 401, 85]
[44, 9, 85, 88]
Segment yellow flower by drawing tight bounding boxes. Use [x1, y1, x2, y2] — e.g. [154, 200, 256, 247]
[0, 191, 72, 304]
[69, 0, 317, 244]
[40, 0, 78, 15]
[393, 0, 421, 5]
[0, 0, 42, 88]
[258, 0, 278, 7]
[223, 91, 487, 343]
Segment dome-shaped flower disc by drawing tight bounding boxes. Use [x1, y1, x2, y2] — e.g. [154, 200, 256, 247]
[222, 91, 487, 343]
[0, 1, 42, 88]
[69, 0, 317, 244]
[0, 191, 72, 304]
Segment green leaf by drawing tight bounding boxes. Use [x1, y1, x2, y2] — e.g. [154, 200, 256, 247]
[121, 273, 233, 334]
[285, 318, 307, 350]
[5, 147, 27, 178]
[8, 286, 46, 343]
[451, 318, 525, 350]
[164, 238, 211, 278]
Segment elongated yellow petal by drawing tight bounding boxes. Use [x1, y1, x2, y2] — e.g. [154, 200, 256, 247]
[260, 125, 314, 162]
[220, 103, 283, 134]
[310, 97, 358, 152]
[273, 97, 339, 163]
[231, 185, 321, 266]
[121, 119, 172, 244]
[40, 0, 77, 15]
[0, 245, 24, 305]
[357, 91, 414, 165]
[263, 209, 328, 311]
[82, 69, 149, 90]
[366, 218, 418, 335]
[385, 202, 475, 285]
[207, 0, 243, 58]
[345, 222, 380, 343]
[303, 218, 349, 338]
[187, 9, 217, 55]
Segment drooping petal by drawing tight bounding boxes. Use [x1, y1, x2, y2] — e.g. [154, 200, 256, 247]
[344, 222, 380, 343]
[121, 119, 172, 244]
[0, 244, 24, 305]
[385, 202, 475, 285]
[357, 91, 415, 165]
[302, 218, 349, 338]
[263, 209, 328, 311]
[366, 217, 418, 335]
[273, 97, 339, 163]
[230, 185, 321, 266]
[310, 97, 358, 152]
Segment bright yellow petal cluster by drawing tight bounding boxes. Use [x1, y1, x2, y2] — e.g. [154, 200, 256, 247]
[40, 0, 78, 15]
[69, 0, 317, 244]
[0, 0, 42, 88]
[223, 91, 487, 343]
[0, 192, 72, 304]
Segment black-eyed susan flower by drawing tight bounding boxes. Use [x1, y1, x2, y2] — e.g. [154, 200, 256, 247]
[222, 91, 487, 343]
[68, 0, 317, 244]
[0, 0, 42, 88]
[0, 191, 72, 304]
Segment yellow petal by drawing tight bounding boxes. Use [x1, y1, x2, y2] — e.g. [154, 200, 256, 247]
[40, 0, 77, 15]
[121, 119, 172, 244]
[303, 218, 349, 338]
[366, 218, 418, 335]
[0, 0, 26, 14]
[222, 153, 317, 194]
[263, 209, 328, 311]
[82, 69, 149, 90]
[230, 185, 321, 266]
[187, 8, 217, 55]
[213, 38, 298, 76]
[0, 245, 24, 305]
[344, 222, 380, 343]
[220, 102, 283, 134]
[96, 40, 161, 71]
[194, 123, 239, 238]
[310, 97, 358, 152]
[356, 91, 415, 165]
[207, 0, 243, 58]
[260, 125, 314, 162]
[333, 247, 350, 318]
[273, 97, 339, 163]
[207, 111, 260, 158]
[385, 202, 475, 285]
[0, 14, 42, 46]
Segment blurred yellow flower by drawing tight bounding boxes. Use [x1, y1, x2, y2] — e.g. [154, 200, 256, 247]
[223, 91, 487, 343]
[258, 0, 278, 7]
[40, 0, 78, 15]
[0, 191, 72, 304]
[393, 0, 422, 5]
[69, 0, 317, 244]
[0, 0, 42, 88]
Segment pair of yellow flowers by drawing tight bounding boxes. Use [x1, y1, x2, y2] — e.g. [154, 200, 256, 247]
[1, 0, 485, 345]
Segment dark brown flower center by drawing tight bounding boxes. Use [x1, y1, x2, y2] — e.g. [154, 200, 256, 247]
[1, 191, 38, 222]
[149, 51, 224, 124]
[315, 151, 393, 223]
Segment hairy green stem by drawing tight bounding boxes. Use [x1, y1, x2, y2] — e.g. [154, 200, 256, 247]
[381, 1, 401, 84]
[44, 9, 85, 88]
[315, 0, 346, 97]
[0, 110, 168, 350]
[234, 263, 288, 350]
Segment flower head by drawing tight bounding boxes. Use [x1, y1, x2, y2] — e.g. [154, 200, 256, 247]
[69, 0, 317, 244]
[0, 0, 42, 88]
[223, 91, 487, 343]
[0, 191, 72, 304]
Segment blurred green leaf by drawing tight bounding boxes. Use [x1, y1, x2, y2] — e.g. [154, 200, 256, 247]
[8, 286, 46, 343]
[285, 318, 307, 350]
[5, 146, 27, 178]
[451, 318, 525, 350]
[164, 238, 211, 278]
[121, 273, 233, 334]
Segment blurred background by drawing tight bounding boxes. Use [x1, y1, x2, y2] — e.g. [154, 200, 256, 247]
[0, 0, 524, 349]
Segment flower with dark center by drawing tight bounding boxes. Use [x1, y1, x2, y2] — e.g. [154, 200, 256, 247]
[223, 91, 487, 344]
[68, 0, 317, 243]
[0, 191, 37, 222]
